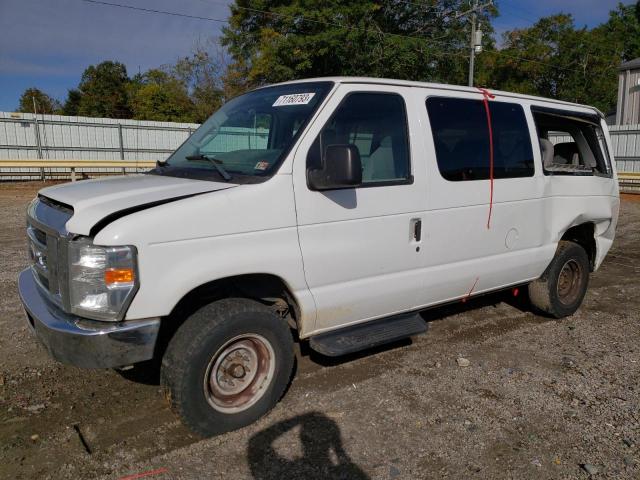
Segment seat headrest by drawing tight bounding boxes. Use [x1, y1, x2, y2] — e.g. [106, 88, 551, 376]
[378, 136, 393, 148]
[539, 138, 554, 168]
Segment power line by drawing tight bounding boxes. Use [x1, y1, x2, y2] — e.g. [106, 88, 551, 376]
[197, 0, 463, 43]
[81, 0, 469, 53]
[80, 0, 228, 24]
[216, 1, 468, 48]
[489, 49, 615, 74]
[78, 0, 606, 78]
[458, 0, 493, 86]
[388, 0, 458, 17]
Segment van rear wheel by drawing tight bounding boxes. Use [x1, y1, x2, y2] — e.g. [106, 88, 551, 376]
[160, 298, 294, 437]
[528, 240, 590, 318]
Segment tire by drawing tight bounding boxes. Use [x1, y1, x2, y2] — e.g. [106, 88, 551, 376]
[528, 240, 590, 318]
[161, 298, 294, 437]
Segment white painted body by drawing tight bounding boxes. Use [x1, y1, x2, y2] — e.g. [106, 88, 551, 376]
[40, 78, 620, 339]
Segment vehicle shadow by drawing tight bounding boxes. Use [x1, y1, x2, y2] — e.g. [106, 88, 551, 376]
[247, 411, 369, 480]
[116, 358, 162, 385]
[301, 287, 538, 367]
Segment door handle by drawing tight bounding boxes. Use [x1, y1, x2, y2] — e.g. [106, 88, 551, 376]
[412, 219, 422, 242]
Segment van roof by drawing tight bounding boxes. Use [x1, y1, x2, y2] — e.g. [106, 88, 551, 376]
[270, 76, 603, 117]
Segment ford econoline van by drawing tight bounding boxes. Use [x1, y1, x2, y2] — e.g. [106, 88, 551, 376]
[19, 77, 619, 436]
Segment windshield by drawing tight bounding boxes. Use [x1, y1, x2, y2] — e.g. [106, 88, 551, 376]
[160, 81, 333, 182]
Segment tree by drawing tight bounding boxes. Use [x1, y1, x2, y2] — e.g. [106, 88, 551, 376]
[77, 61, 132, 118]
[220, 57, 252, 101]
[483, 3, 640, 113]
[17, 87, 60, 114]
[221, 0, 496, 91]
[172, 43, 225, 122]
[61, 89, 82, 116]
[128, 69, 196, 122]
[594, 2, 640, 67]
[481, 15, 579, 98]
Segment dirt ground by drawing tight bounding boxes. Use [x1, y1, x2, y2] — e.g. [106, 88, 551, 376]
[0, 182, 639, 480]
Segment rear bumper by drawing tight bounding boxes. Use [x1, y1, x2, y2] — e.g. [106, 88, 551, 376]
[18, 268, 160, 368]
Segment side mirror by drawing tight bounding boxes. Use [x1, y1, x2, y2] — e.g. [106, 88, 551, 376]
[307, 144, 362, 191]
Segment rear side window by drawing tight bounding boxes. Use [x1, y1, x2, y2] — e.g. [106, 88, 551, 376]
[532, 108, 611, 176]
[307, 92, 411, 185]
[426, 97, 534, 181]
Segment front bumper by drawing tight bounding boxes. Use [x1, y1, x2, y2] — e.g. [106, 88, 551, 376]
[18, 268, 160, 368]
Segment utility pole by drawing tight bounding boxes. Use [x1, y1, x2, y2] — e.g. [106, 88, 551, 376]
[456, 0, 492, 87]
[468, 0, 477, 87]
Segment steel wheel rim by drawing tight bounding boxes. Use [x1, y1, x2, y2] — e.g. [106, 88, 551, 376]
[204, 334, 276, 414]
[557, 259, 583, 305]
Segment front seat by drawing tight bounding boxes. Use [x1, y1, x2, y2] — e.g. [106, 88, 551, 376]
[363, 136, 395, 182]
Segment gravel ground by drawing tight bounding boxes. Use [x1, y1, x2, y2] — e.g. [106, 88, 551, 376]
[0, 182, 639, 480]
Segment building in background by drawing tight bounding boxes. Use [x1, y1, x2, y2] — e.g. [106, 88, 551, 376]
[616, 58, 640, 125]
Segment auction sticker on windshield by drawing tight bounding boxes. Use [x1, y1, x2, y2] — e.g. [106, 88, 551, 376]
[273, 93, 316, 107]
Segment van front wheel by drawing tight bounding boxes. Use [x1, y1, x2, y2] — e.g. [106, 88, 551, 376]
[161, 298, 294, 437]
[528, 240, 590, 318]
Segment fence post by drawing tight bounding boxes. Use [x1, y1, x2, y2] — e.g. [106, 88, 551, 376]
[33, 116, 44, 180]
[118, 124, 125, 160]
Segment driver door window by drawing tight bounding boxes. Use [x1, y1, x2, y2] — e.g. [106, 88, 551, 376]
[307, 92, 411, 185]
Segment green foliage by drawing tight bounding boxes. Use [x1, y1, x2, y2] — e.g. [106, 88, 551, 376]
[77, 61, 132, 118]
[172, 48, 225, 122]
[14, 1, 640, 121]
[61, 89, 82, 116]
[221, 0, 495, 90]
[17, 87, 61, 114]
[222, 0, 640, 113]
[481, 3, 640, 113]
[128, 69, 195, 122]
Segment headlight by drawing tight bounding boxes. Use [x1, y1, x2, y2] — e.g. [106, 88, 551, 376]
[68, 238, 138, 321]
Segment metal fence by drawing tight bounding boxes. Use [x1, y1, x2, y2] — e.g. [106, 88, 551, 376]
[1, 111, 639, 179]
[0, 111, 271, 180]
[609, 124, 640, 173]
[0, 111, 198, 161]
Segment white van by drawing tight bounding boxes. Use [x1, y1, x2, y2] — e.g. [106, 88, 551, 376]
[19, 77, 619, 436]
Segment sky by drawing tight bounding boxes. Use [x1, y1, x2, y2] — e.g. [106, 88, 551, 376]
[0, 0, 633, 111]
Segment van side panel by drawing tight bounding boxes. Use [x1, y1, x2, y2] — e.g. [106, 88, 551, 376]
[418, 91, 550, 305]
[94, 175, 318, 333]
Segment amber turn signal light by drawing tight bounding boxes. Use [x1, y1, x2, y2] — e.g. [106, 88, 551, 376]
[104, 268, 134, 285]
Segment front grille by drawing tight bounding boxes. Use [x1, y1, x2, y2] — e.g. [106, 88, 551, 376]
[27, 225, 55, 292]
[26, 196, 73, 308]
[27, 225, 48, 287]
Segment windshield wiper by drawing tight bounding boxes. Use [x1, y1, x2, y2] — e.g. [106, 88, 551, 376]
[185, 154, 232, 181]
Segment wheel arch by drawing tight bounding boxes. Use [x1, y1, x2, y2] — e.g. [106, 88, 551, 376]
[559, 222, 596, 271]
[154, 273, 304, 359]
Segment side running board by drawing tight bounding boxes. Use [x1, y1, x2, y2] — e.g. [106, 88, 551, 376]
[309, 312, 428, 357]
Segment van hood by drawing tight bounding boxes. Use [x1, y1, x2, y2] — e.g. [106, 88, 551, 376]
[39, 174, 236, 236]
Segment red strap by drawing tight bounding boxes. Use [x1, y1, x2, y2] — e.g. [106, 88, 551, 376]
[461, 276, 479, 303]
[477, 88, 495, 229]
